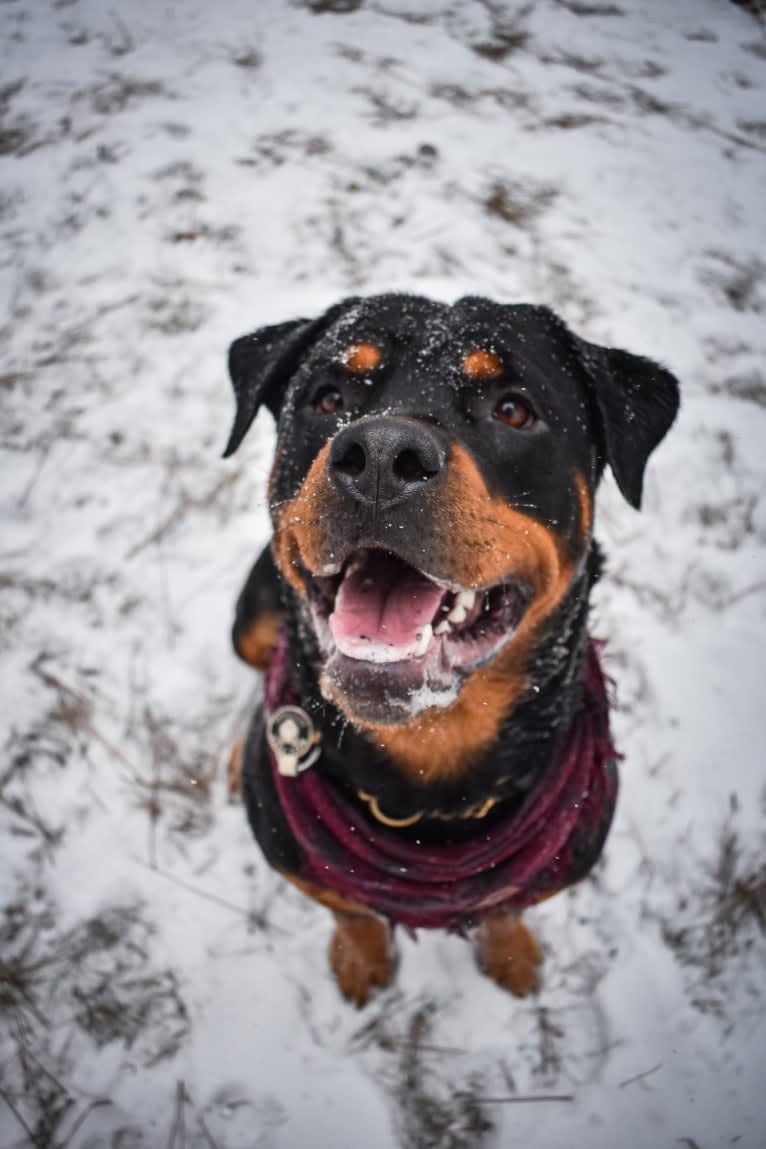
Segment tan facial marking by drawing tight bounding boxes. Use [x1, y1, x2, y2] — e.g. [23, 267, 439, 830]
[574, 470, 592, 541]
[366, 445, 574, 781]
[340, 343, 382, 373]
[463, 348, 504, 380]
[271, 441, 334, 594]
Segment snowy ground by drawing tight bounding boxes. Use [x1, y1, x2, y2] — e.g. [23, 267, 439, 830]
[1, 0, 765, 1145]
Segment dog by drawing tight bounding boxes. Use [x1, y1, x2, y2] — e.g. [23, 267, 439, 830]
[224, 294, 679, 1006]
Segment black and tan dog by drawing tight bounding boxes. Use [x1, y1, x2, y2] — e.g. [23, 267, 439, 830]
[224, 294, 679, 1005]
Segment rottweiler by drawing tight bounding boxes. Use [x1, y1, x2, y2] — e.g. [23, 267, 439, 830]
[224, 294, 679, 1006]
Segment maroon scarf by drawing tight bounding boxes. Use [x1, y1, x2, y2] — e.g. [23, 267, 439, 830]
[266, 637, 618, 931]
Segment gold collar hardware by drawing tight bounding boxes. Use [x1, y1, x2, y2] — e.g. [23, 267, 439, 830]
[357, 790, 497, 829]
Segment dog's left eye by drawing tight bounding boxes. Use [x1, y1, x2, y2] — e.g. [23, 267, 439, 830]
[494, 394, 536, 430]
[313, 386, 345, 415]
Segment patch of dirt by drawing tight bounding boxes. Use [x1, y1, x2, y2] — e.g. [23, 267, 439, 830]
[717, 371, 766, 407]
[482, 178, 558, 228]
[236, 129, 332, 169]
[81, 73, 173, 117]
[471, 2, 533, 62]
[702, 251, 766, 314]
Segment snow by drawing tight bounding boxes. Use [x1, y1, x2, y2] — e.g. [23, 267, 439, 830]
[1, 0, 765, 1146]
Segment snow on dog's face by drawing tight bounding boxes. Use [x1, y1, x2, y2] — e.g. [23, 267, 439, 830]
[224, 294, 678, 729]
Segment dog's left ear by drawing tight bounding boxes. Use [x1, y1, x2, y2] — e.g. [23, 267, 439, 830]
[572, 335, 680, 509]
[223, 299, 358, 457]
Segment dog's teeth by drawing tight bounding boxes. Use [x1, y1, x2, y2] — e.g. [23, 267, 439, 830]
[447, 589, 476, 624]
[413, 624, 433, 656]
[434, 620, 451, 635]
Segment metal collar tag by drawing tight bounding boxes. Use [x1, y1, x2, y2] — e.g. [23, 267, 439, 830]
[266, 705, 321, 777]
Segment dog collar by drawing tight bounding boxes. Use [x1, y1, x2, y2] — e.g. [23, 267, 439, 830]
[356, 789, 498, 828]
[265, 703, 498, 824]
[263, 631, 618, 931]
[263, 654, 499, 824]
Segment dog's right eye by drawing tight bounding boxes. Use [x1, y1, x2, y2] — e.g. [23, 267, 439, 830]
[312, 385, 345, 415]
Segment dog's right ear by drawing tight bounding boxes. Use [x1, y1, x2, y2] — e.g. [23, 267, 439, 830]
[224, 319, 311, 457]
[223, 299, 358, 457]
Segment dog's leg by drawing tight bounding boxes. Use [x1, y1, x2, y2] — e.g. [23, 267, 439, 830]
[329, 911, 394, 1007]
[281, 874, 394, 1005]
[476, 911, 543, 997]
[233, 544, 283, 669]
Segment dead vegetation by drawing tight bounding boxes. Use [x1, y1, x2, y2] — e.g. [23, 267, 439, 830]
[554, 1, 624, 15]
[82, 73, 172, 117]
[350, 1000, 495, 1149]
[702, 251, 766, 315]
[0, 896, 189, 1144]
[0, 80, 34, 156]
[395, 1005, 494, 1149]
[730, 0, 766, 17]
[348, 995, 584, 1144]
[303, 0, 364, 13]
[662, 810, 766, 1012]
[482, 178, 558, 229]
[470, 1, 533, 61]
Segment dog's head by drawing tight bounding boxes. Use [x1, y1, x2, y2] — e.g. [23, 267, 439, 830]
[225, 294, 678, 741]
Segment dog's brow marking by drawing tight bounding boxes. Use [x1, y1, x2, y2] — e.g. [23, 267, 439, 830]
[463, 349, 504, 380]
[339, 343, 382, 373]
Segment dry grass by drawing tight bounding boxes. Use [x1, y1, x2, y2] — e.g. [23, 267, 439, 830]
[662, 817, 766, 1007]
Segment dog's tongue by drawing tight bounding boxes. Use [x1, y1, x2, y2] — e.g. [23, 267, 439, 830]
[330, 551, 446, 662]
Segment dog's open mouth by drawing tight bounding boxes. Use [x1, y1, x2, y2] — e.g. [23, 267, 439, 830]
[306, 549, 530, 722]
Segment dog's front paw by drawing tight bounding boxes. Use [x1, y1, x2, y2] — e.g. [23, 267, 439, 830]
[329, 913, 394, 1007]
[476, 913, 543, 997]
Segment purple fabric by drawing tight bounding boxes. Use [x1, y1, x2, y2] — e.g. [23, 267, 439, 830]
[266, 636, 618, 931]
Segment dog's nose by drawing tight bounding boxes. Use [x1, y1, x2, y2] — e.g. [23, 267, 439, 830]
[328, 416, 446, 508]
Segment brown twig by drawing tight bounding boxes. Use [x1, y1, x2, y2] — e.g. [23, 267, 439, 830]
[197, 1113, 223, 1149]
[32, 665, 141, 781]
[166, 1081, 189, 1149]
[619, 1062, 663, 1089]
[59, 1098, 113, 1148]
[462, 1093, 575, 1104]
[0, 1084, 35, 1141]
[0, 790, 62, 845]
[136, 861, 269, 924]
[725, 578, 766, 607]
